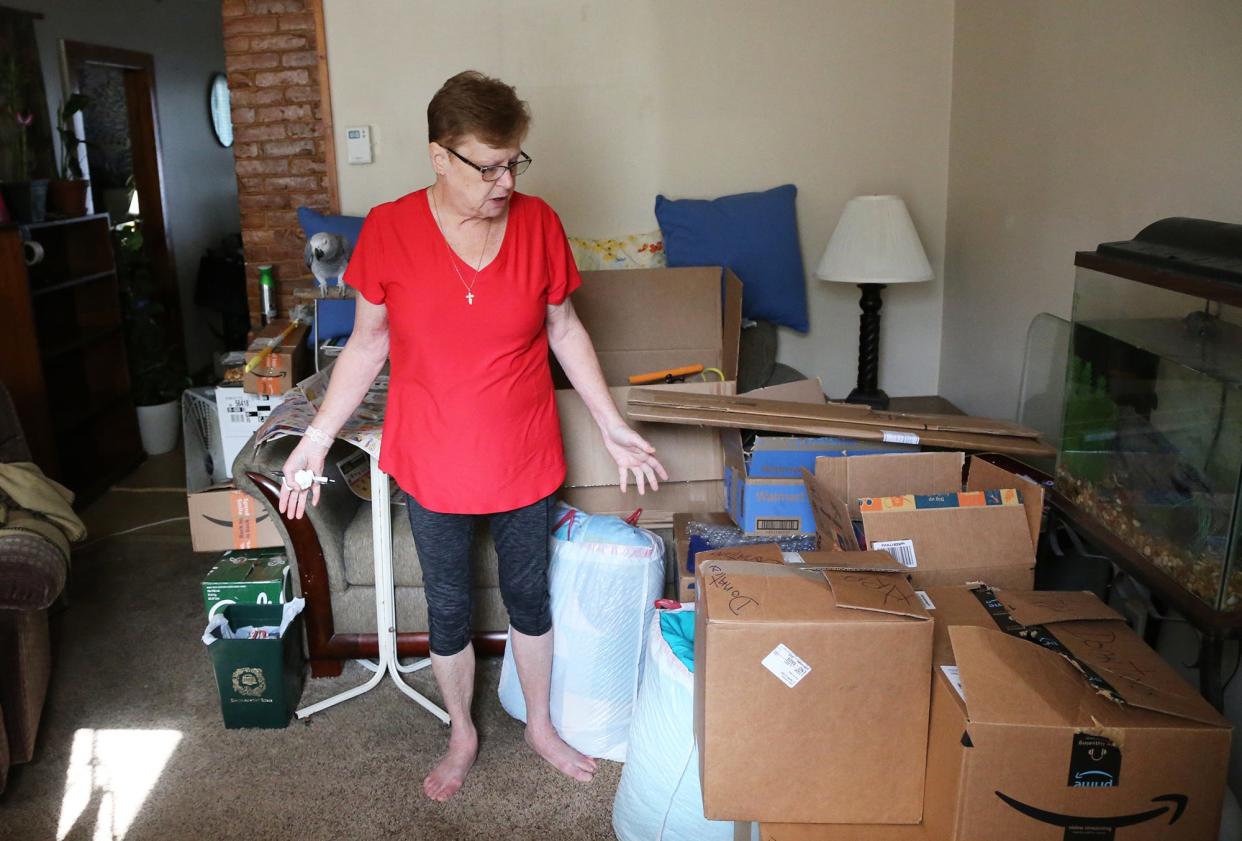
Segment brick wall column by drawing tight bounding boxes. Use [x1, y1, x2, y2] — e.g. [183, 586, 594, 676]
[221, 0, 338, 320]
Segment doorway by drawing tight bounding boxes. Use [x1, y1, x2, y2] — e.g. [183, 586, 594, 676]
[61, 40, 184, 363]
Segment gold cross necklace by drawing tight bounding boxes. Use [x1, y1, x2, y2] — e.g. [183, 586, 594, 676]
[429, 186, 492, 306]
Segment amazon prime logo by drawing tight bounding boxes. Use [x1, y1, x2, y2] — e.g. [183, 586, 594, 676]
[1068, 733, 1120, 788]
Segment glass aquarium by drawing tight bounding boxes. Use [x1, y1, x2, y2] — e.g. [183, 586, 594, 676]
[1058, 219, 1242, 616]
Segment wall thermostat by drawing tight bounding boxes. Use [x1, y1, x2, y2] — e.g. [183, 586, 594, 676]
[345, 125, 372, 164]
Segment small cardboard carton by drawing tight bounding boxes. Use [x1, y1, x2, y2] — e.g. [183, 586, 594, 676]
[695, 549, 933, 824]
[187, 484, 283, 552]
[760, 586, 1232, 841]
[202, 548, 291, 619]
[806, 453, 1044, 590]
[242, 319, 310, 395]
[557, 267, 742, 527]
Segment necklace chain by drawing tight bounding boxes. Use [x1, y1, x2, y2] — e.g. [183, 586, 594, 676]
[429, 186, 492, 305]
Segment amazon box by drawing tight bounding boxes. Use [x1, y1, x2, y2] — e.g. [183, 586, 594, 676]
[694, 549, 933, 824]
[760, 585, 1231, 841]
[187, 483, 282, 552]
[242, 319, 309, 395]
[806, 453, 1043, 590]
[556, 267, 742, 527]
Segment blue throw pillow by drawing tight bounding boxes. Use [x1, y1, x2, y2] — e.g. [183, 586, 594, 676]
[655, 184, 808, 332]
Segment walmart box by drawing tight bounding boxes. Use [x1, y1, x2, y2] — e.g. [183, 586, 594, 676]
[724, 435, 916, 535]
[202, 548, 291, 619]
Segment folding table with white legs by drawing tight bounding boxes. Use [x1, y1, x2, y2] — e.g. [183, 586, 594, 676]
[295, 455, 449, 723]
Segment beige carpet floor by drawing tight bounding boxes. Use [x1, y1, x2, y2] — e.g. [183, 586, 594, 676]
[0, 535, 623, 841]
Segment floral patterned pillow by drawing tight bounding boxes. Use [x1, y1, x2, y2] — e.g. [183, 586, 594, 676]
[569, 230, 667, 271]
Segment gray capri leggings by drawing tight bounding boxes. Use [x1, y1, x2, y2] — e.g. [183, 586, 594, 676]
[405, 490, 555, 657]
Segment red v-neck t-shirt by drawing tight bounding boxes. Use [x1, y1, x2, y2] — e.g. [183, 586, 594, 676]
[343, 189, 582, 513]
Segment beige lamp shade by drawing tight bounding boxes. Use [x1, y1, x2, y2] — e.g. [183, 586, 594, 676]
[815, 195, 933, 285]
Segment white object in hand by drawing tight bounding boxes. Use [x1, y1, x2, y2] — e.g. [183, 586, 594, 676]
[294, 469, 316, 490]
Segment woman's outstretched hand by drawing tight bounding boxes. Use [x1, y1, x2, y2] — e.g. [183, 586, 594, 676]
[602, 423, 669, 495]
[278, 435, 331, 520]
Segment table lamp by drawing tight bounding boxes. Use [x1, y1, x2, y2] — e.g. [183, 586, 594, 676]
[816, 195, 933, 410]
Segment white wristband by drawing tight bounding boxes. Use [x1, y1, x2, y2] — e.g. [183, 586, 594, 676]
[304, 425, 334, 449]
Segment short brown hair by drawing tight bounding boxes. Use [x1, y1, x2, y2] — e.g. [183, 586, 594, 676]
[427, 71, 531, 148]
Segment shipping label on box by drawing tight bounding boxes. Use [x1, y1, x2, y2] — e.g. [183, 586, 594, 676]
[694, 552, 932, 824]
[215, 386, 285, 440]
[202, 548, 291, 618]
[188, 485, 282, 552]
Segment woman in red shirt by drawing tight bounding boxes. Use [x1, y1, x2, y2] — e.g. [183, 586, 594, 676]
[277, 71, 667, 801]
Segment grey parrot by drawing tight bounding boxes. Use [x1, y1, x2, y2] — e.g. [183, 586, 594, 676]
[304, 231, 351, 295]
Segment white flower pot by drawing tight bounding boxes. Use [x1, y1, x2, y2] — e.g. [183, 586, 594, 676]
[136, 400, 180, 455]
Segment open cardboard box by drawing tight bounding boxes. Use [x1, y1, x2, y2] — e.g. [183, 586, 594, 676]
[761, 586, 1233, 840]
[804, 452, 1043, 590]
[557, 266, 741, 527]
[695, 547, 933, 824]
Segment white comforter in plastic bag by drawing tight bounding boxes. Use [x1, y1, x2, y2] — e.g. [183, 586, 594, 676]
[613, 607, 733, 841]
[497, 503, 664, 762]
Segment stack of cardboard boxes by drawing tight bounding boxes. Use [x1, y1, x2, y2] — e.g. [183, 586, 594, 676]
[184, 320, 308, 552]
[678, 453, 1231, 840]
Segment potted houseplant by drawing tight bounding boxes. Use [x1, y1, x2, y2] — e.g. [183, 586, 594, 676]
[47, 93, 90, 217]
[115, 218, 187, 454]
[0, 54, 48, 223]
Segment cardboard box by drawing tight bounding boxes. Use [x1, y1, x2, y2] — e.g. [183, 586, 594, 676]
[557, 267, 742, 527]
[725, 434, 915, 536]
[202, 548, 291, 619]
[695, 549, 933, 824]
[243, 319, 310, 395]
[187, 484, 282, 552]
[214, 385, 284, 479]
[763, 586, 1233, 840]
[806, 452, 1043, 590]
[673, 512, 816, 602]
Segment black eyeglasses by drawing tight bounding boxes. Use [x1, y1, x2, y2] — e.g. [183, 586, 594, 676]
[444, 147, 532, 181]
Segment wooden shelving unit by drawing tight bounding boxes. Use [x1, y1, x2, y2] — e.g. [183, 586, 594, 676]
[0, 214, 144, 504]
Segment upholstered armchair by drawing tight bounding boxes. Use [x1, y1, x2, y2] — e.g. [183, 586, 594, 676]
[0, 384, 69, 792]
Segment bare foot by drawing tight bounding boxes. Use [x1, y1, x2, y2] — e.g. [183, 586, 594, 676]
[525, 722, 597, 782]
[424, 725, 478, 802]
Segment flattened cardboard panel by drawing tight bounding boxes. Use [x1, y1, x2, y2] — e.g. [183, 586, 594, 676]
[1000, 589, 1126, 627]
[817, 452, 965, 519]
[965, 456, 1045, 549]
[802, 469, 860, 551]
[743, 377, 826, 404]
[949, 625, 1092, 727]
[823, 569, 929, 619]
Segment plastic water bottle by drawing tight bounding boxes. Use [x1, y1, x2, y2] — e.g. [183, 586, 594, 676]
[258, 264, 276, 325]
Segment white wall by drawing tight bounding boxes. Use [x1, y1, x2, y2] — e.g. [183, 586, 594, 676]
[322, 0, 955, 399]
[941, 0, 1242, 419]
[12, 0, 240, 374]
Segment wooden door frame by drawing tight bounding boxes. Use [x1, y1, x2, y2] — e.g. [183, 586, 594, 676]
[61, 40, 184, 356]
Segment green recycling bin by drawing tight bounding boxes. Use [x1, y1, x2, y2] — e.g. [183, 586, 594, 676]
[205, 602, 305, 729]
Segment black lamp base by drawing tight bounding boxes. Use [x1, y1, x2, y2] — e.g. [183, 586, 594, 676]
[846, 282, 889, 411]
[845, 386, 889, 411]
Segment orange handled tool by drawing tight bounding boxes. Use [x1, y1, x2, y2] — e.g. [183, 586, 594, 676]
[628, 364, 705, 385]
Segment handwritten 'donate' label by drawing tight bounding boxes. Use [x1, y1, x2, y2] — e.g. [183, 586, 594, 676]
[702, 563, 759, 615]
[762, 644, 812, 688]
